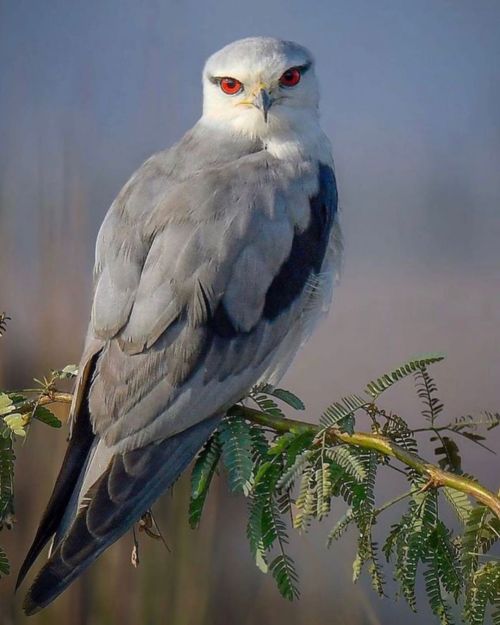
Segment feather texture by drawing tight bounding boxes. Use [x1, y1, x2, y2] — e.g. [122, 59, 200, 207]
[19, 37, 341, 613]
[23, 415, 220, 615]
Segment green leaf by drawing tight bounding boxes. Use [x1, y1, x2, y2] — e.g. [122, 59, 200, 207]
[53, 364, 79, 379]
[293, 465, 315, 531]
[283, 431, 315, 466]
[382, 521, 401, 562]
[249, 425, 269, 463]
[276, 449, 313, 491]
[324, 445, 367, 482]
[268, 388, 305, 411]
[368, 545, 386, 597]
[443, 487, 473, 524]
[492, 594, 500, 625]
[429, 521, 462, 598]
[270, 554, 299, 600]
[0, 435, 15, 523]
[415, 365, 444, 425]
[462, 506, 490, 581]
[33, 405, 62, 429]
[219, 417, 254, 496]
[327, 508, 355, 546]
[424, 561, 454, 625]
[247, 495, 269, 573]
[0, 394, 14, 416]
[189, 434, 221, 529]
[315, 462, 332, 520]
[3, 413, 27, 437]
[253, 461, 274, 487]
[365, 354, 444, 399]
[464, 562, 500, 625]
[391, 489, 438, 611]
[382, 413, 419, 455]
[251, 394, 285, 417]
[320, 394, 365, 431]
[0, 546, 9, 577]
[246, 456, 291, 576]
[450, 412, 500, 433]
[268, 432, 298, 456]
[431, 435, 462, 473]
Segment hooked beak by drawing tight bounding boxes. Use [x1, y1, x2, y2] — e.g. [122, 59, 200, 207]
[253, 88, 273, 123]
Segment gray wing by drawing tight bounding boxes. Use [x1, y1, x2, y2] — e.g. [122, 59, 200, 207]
[19, 145, 338, 612]
[87, 151, 338, 453]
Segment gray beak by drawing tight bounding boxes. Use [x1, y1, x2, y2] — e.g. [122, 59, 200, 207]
[254, 89, 272, 122]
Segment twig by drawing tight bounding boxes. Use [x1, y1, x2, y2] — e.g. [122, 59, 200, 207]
[18, 392, 73, 415]
[228, 405, 500, 519]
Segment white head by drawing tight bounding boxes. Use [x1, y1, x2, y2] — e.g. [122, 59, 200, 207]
[201, 37, 321, 141]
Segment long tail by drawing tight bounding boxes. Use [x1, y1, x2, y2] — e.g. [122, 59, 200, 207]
[21, 414, 220, 615]
[16, 399, 95, 590]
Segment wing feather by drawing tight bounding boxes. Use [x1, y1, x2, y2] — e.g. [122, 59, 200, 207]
[20, 135, 339, 612]
[85, 154, 337, 452]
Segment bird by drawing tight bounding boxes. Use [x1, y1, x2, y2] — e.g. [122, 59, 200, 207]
[17, 36, 341, 614]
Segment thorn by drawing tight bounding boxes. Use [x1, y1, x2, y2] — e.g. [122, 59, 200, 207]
[419, 476, 441, 493]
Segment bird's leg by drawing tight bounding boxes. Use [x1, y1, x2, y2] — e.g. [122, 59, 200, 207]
[138, 510, 171, 551]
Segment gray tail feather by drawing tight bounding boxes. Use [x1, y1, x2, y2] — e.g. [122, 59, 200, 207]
[23, 415, 221, 615]
[16, 401, 95, 591]
[50, 436, 101, 552]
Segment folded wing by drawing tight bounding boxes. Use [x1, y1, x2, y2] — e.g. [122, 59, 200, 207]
[19, 144, 338, 612]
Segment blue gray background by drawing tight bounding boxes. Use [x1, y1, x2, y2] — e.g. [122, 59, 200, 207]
[1, 2, 499, 624]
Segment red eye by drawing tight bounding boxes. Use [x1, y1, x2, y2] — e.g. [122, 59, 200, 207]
[220, 77, 243, 95]
[279, 67, 301, 87]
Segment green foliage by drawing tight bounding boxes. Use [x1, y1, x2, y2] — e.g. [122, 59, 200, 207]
[0, 371, 68, 578]
[0, 313, 10, 338]
[451, 411, 500, 433]
[365, 354, 444, 399]
[252, 384, 305, 412]
[443, 486, 473, 524]
[464, 562, 500, 625]
[1, 353, 499, 625]
[270, 555, 299, 601]
[1, 405, 16, 580]
[320, 394, 365, 431]
[33, 405, 62, 429]
[0, 545, 9, 578]
[189, 433, 221, 529]
[415, 364, 444, 425]
[219, 417, 254, 495]
[0, 434, 15, 524]
[186, 356, 499, 624]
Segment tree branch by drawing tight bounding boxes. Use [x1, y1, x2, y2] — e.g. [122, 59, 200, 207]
[31, 391, 500, 519]
[228, 405, 500, 519]
[19, 391, 74, 415]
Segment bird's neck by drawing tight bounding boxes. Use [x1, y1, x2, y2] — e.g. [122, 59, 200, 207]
[261, 122, 332, 163]
[199, 113, 332, 164]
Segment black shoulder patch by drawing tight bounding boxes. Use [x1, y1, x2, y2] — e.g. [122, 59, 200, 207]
[263, 163, 337, 321]
[199, 163, 337, 365]
[210, 301, 240, 339]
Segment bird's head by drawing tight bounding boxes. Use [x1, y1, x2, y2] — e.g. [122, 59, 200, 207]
[201, 37, 320, 140]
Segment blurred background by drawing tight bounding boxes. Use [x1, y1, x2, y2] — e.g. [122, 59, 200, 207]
[1, 1, 499, 623]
